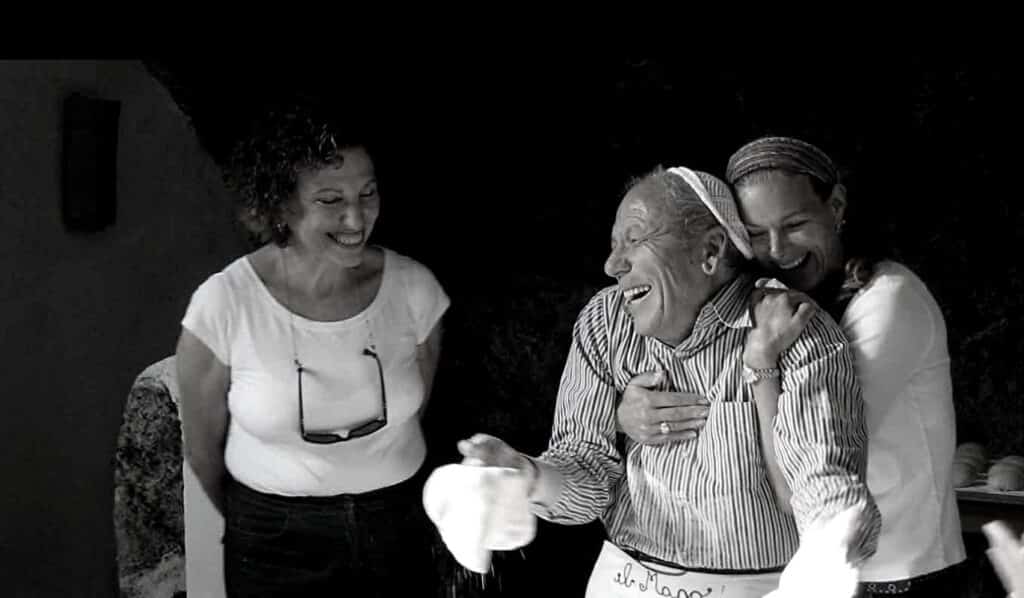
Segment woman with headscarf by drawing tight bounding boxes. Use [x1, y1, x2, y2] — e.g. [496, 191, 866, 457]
[620, 136, 965, 598]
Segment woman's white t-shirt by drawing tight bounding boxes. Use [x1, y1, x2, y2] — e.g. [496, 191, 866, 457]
[182, 247, 449, 496]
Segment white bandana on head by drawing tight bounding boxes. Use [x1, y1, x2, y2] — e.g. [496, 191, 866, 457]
[666, 166, 753, 260]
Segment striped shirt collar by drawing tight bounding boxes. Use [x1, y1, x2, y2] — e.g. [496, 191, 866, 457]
[694, 272, 757, 331]
[651, 272, 755, 358]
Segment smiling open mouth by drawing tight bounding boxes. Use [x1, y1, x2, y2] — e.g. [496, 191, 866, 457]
[778, 254, 808, 271]
[623, 284, 652, 304]
[328, 232, 364, 247]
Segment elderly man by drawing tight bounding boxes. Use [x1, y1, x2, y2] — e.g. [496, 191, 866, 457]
[458, 165, 880, 597]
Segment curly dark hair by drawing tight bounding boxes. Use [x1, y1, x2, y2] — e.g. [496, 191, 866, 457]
[224, 99, 371, 246]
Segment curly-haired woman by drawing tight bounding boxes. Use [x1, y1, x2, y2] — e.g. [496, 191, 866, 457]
[175, 100, 449, 596]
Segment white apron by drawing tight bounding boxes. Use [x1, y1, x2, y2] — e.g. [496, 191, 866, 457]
[585, 541, 781, 598]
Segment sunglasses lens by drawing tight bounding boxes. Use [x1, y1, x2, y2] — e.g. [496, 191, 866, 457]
[300, 349, 386, 444]
[350, 419, 386, 438]
[303, 432, 345, 444]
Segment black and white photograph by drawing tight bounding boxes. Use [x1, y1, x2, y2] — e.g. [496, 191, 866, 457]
[1, 49, 1021, 597]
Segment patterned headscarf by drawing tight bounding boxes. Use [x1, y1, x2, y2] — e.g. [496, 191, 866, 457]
[666, 166, 753, 259]
[725, 136, 839, 187]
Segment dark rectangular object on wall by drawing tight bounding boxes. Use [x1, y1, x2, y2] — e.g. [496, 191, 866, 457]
[62, 92, 121, 232]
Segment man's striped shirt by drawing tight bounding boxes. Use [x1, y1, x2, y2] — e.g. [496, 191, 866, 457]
[534, 273, 881, 570]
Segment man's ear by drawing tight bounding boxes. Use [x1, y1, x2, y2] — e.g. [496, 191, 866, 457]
[701, 227, 729, 276]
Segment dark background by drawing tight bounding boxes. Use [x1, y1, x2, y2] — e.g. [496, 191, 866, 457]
[145, 49, 1022, 595]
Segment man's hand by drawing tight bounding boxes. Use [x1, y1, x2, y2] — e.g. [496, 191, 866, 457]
[617, 371, 710, 445]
